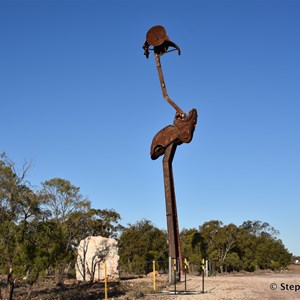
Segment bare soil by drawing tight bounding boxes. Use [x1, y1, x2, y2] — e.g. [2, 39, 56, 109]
[143, 272, 300, 300]
[7, 271, 300, 300]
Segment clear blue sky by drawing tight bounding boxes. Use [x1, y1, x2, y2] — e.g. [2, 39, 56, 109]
[1, 0, 299, 255]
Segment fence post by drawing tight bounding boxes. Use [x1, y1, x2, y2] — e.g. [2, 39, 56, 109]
[184, 258, 188, 291]
[201, 258, 205, 294]
[168, 257, 172, 284]
[104, 260, 108, 300]
[206, 259, 209, 277]
[173, 258, 177, 294]
[153, 260, 156, 290]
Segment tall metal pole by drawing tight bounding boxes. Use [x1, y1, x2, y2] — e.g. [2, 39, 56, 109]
[143, 25, 198, 283]
[163, 143, 183, 279]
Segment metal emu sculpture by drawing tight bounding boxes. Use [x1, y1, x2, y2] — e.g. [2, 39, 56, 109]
[143, 25, 198, 280]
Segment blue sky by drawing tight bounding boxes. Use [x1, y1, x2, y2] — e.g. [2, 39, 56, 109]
[1, 0, 299, 255]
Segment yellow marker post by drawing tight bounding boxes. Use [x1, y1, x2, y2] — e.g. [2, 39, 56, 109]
[173, 259, 177, 294]
[201, 258, 205, 293]
[152, 260, 156, 290]
[104, 260, 108, 300]
[184, 258, 188, 291]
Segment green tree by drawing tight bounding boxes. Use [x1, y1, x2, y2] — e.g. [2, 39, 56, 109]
[0, 153, 45, 300]
[0, 154, 123, 295]
[255, 236, 292, 270]
[181, 228, 199, 261]
[13, 218, 60, 299]
[224, 252, 242, 272]
[235, 226, 257, 271]
[180, 228, 206, 272]
[240, 220, 279, 239]
[197, 219, 292, 273]
[239, 220, 291, 271]
[118, 219, 168, 274]
[199, 222, 240, 273]
[81, 208, 123, 238]
[199, 220, 225, 270]
[199, 220, 222, 256]
[40, 178, 90, 223]
[214, 224, 240, 273]
[39, 178, 91, 284]
[40, 179, 123, 284]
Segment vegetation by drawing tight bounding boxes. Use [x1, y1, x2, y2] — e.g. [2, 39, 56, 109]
[180, 220, 292, 273]
[117, 219, 291, 277]
[0, 153, 293, 299]
[118, 219, 168, 275]
[0, 153, 121, 300]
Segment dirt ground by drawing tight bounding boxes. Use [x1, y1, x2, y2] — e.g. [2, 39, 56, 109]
[8, 271, 300, 299]
[139, 273, 300, 300]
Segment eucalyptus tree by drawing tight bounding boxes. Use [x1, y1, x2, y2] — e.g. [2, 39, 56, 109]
[0, 153, 44, 299]
[39, 178, 123, 283]
[39, 178, 91, 283]
[240, 220, 291, 270]
[119, 219, 168, 274]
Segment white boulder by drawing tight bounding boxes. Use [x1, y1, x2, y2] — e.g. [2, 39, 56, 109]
[76, 236, 119, 282]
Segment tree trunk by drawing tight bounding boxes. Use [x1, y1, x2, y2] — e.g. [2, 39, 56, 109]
[219, 264, 224, 274]
[55, 265, 65, 286]
[7, 272, 15, 300]
[25, 283, 34, 300]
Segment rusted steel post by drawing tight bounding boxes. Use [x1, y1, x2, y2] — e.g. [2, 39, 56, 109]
[154, 54, 185, 117]
[143, 25, 197, 282]
[163, 143, 183, 279]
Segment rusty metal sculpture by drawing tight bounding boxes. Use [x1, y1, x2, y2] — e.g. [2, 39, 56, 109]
[143, 25, 198, 279]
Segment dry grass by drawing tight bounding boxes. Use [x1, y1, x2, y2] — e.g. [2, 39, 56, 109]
[288, 264, 300, 273]
[4, 269, 300, 300]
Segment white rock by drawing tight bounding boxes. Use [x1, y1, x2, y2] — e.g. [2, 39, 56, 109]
[76, 236, 119, 282]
